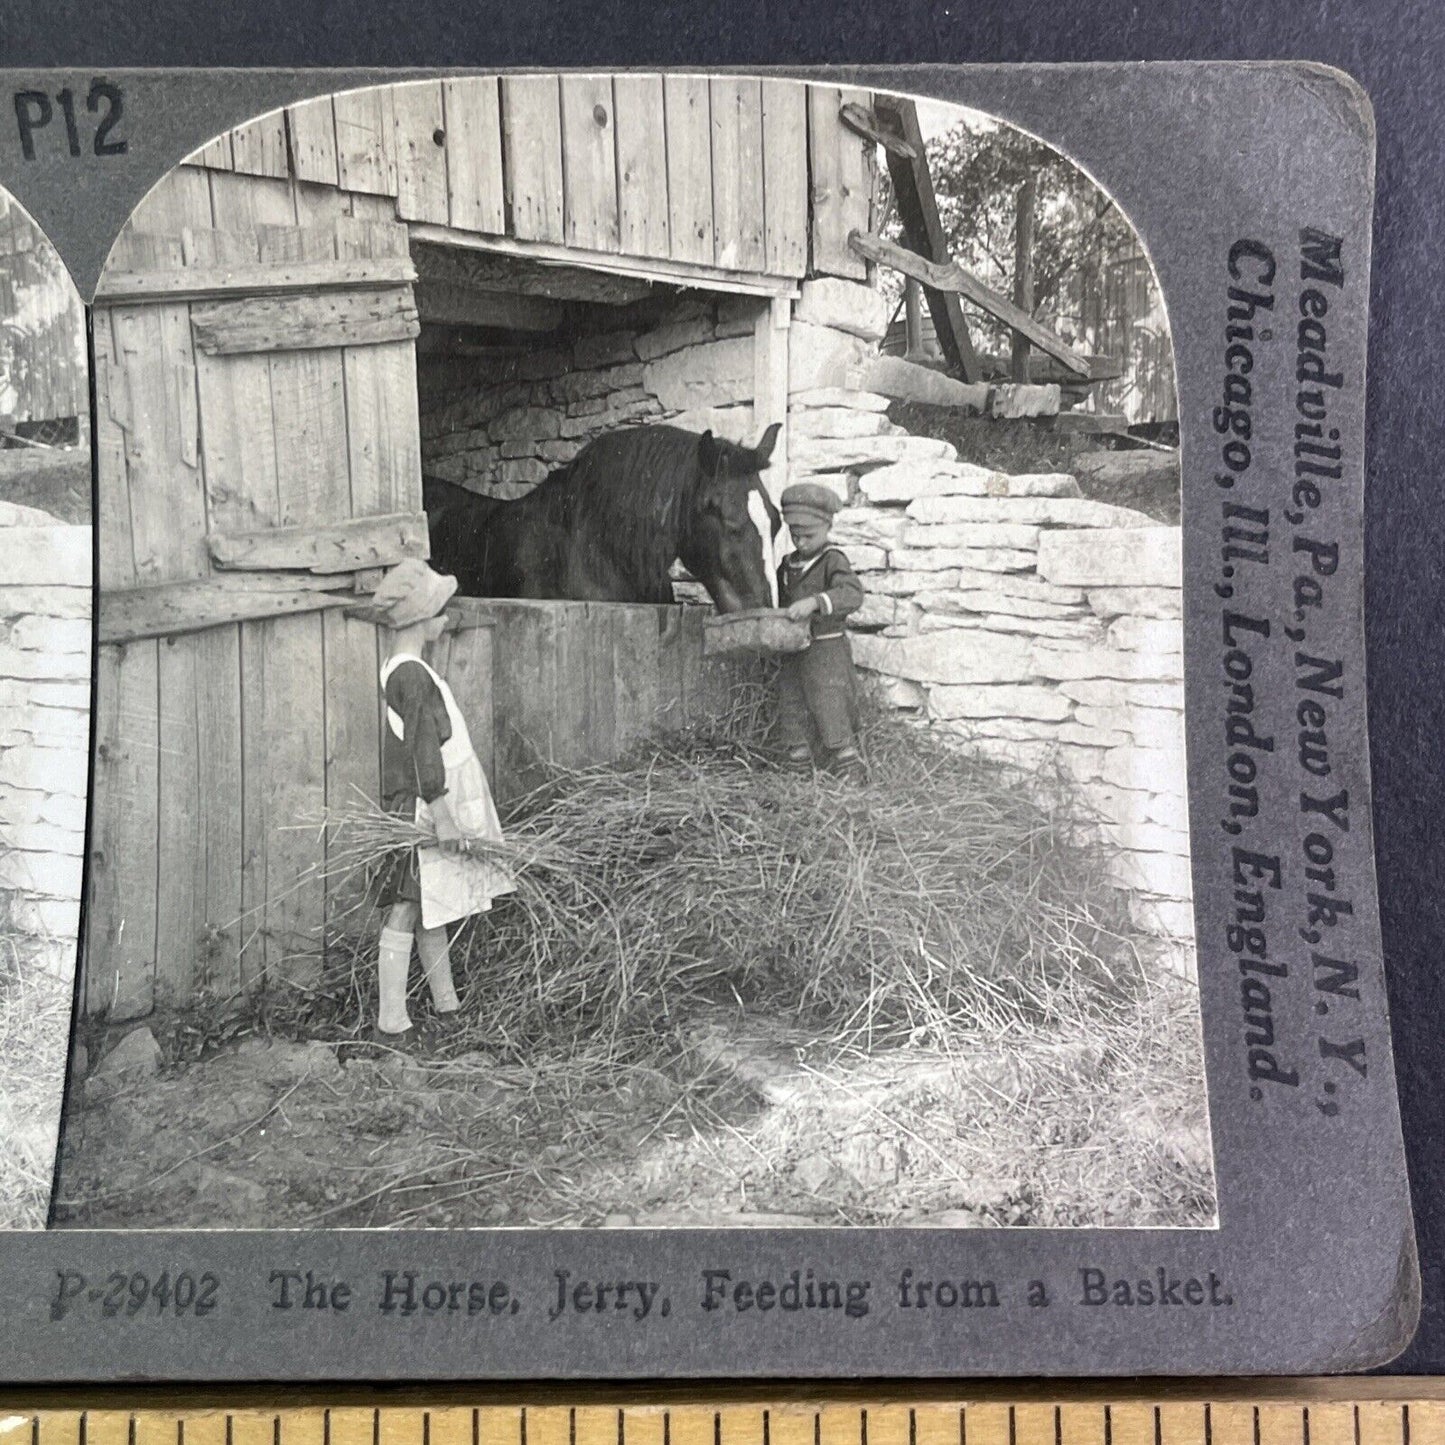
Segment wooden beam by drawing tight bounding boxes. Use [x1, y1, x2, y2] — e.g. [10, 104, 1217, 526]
[209, 511, 429, 574]
[191, 288, 420, 355]
[94, 255, 416, 304]
[412, 238, 654, 305]
[870, 94, 981, 383]
[99, 575, 356, 643]
[408, 223, 801, 299]
[415, 280, 566, 331]
[839, 101, 918, 160]
[850, 229, 1093, 379]
[1011, 174, 1037, 383]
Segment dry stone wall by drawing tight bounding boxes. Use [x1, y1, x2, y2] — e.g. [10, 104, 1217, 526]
[0, 503, 91, 982]
[420, 294, 776, 495]
[785, 374, 1193, 967]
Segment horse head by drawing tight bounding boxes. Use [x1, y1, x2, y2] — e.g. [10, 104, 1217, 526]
[682, 423, 783, 614]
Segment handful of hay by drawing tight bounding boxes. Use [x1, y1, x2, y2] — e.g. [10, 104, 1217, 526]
[316, 698, 1141, 1060]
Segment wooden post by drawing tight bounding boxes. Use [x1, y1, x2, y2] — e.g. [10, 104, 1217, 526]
[753, 294, 790, 490]
[871, 94, 981, 382]
[904, 278, 925, 359]
[1011, 173, 1037, 384]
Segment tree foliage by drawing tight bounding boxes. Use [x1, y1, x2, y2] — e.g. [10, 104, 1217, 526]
[881, 120, 1137, 354]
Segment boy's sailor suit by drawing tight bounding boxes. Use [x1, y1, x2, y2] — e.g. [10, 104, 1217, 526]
[776, 546, 865, 754]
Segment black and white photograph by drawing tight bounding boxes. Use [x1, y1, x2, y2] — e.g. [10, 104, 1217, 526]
[31, 75, 1215, 1233]
[0, 187, 91, 1229]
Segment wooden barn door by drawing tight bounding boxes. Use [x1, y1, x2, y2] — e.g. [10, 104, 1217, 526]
[87, 215, 425, 1020]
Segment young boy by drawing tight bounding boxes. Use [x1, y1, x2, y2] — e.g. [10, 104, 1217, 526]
[776, 483, 866, 777]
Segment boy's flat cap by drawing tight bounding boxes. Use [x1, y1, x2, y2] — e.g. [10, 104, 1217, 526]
[779, 482, 843, 520]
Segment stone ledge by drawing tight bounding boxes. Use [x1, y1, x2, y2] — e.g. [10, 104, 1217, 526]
[0, 848, 83, 899]
[1037, 527, 1181, 589]
[794, 277, 892, 341]
[909, 495, 1156, 528]
[1, 526, 90, 587]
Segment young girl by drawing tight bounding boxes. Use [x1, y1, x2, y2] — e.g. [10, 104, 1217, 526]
[358, 560, 512, 1041]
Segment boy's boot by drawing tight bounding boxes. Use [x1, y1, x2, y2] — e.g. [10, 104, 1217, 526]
[417, 924, 461, 1014]
[784, 743, 814, 771]
[829, 743, 867, 781]
[376, 926, 414, 1036]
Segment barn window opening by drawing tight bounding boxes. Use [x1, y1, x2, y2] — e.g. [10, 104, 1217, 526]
[411, 241, 776, 602]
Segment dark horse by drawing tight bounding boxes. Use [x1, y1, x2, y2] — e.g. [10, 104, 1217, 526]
[423, 423, 783, 613]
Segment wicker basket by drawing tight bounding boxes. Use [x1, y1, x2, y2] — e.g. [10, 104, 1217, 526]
[702, 608, 813, 658]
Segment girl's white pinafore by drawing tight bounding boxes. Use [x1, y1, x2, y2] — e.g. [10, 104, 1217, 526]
[379, 652, 514, 929]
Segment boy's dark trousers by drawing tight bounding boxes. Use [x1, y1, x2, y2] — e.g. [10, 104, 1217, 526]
[777, 634, 857, 753]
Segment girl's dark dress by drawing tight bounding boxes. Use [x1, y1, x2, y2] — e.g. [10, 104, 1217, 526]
[375, 658, 453, 907]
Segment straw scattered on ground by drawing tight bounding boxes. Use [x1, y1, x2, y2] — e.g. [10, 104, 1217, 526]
[0, 926, 69, 1229]
[56, 686, 1215, 1230]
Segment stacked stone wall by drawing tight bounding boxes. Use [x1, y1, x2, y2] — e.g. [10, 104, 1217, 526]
[0, 504, 91, 982]
[420, 295, 776, 494]
[777, 304, 1192, 964]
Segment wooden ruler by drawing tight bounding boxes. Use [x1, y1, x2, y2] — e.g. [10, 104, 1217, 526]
[4, 1386, 1445, 1445]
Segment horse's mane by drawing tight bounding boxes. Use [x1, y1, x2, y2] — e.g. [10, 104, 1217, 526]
[518, 425, 770, 582]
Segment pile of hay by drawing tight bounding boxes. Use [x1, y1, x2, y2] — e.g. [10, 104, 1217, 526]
[0, 923, 69, 1228]
[318, 693, 1143, 1061]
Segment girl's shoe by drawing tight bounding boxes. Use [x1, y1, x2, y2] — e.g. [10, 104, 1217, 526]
[369, 1024, 413, 1049]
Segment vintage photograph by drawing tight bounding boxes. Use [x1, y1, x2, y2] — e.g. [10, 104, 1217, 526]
[49, 75, 1211, 1231]
[0, 188, 91, 1228]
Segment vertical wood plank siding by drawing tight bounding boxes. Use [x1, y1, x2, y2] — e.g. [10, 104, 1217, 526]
[178, 75, 852, 280]
[89, 216, 424, 1015]
[612, 74, 670, 258]
[559, 76, 621, 253]
[500, 76, 566, 245]
[441, 77, 506, 235]
[444, 600, 749, 807]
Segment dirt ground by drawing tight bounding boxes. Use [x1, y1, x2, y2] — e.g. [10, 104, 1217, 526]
[54, 982, 1213, 1231]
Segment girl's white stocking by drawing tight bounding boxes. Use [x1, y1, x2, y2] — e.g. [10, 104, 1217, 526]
[377, 926, 414, 1035]
[417, 924, 460, 1013]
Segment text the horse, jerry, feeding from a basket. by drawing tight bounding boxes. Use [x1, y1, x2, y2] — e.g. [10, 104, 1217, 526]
[422, 422, 785, 611]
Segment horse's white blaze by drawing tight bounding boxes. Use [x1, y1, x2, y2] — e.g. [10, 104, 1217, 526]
[748, 489, 779, 607]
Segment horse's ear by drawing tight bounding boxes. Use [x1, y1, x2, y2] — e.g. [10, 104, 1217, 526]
[754, 422, 782, 466]
[697, 429, 720, 473]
